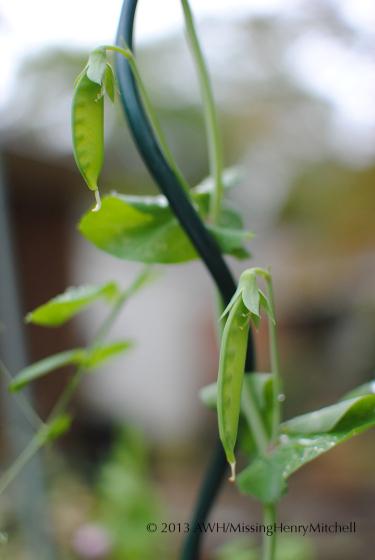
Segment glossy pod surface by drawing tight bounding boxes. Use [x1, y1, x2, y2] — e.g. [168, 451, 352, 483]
[72, 72, 104, 191]
[217, 296, 249, 478]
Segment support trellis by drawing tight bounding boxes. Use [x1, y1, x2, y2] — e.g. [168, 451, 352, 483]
[115, 2, 256, 558]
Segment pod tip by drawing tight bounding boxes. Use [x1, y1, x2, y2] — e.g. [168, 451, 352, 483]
[228, 461, 236, 482]
[92, 189, 101, 212]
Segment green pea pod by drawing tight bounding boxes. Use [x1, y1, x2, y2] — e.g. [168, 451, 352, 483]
[217, 295, 250, 481]
[72, 71, 104, 209]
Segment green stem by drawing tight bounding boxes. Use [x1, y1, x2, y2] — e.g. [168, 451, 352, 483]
[0, 268, 150, 495]
[241, 381, 268, 454]
[0, 360, 43, 431]
[262, 504, 277, 560]
[180, 1, 227, 424]
[0, 427, 48, 495]
[104, 45, 190, 194]
[257, 270, 282, 560]
[180, 0, 224, 224]
[48, 267, 151, 422]
[265, 275, 282, 443]
[47, 366, 85, 421]
[247, 269, 281, 560]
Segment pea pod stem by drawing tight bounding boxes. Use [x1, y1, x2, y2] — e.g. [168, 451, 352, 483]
[243, 267, 283, 443]
[180, 0, 224, 224]
[261, 271, 281, 560]
[179, 0, 228, 397]
[102, 45, 191, 195]
[265, 274, 282, 443]
[237, 268, 281, 560]
[241, 381, 268, 455]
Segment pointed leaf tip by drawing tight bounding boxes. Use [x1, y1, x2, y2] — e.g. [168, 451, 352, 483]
[26, 281, 119, 327]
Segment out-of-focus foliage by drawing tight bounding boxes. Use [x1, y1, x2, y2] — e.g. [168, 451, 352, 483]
[215, 535, 315, 560]
[94, 427, 170, 560]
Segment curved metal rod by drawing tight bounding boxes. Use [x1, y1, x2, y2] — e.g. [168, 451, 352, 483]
[115, 1, 255, 557]
[115, 0, 236, 302]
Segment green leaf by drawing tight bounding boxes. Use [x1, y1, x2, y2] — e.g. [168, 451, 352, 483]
[282, 395, 375, 435]
[238, 395, 375, 503]
[218, 207, 245, 230]
[250, 312, 261, 329]
[84, 340, 133, 369]
[237, 433, 341, 504]
[87, 48, 107, 85]
[340, 380, 375, 401]
[79, 194, 251, 264]
[79, 195, 194, 263]
[9, 339, 133, 392]
[239, 373, 275, 456]
[26, 282, 119, 327]
[9, 349, 86, 392]
[105, 169, 238, 215]
[238, 453, 287, 504]
[192, 166, 243, 196]
[240, 270, 260, 316]
[207, 225, 252, 259]
[259, 290, 276, 324]
[220, 289, 242, 319]
[221, 268, 275, 322]
[104, 63, 116, 102]
[246, 373, 274, 431]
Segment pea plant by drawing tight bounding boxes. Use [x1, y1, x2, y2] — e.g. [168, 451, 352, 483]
[2, 1, 375, 559]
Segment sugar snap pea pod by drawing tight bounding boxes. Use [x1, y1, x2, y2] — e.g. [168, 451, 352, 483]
[217, 295, 250, 481]
[72, 71, 104, 211]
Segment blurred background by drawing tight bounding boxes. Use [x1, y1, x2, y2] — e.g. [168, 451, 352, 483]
[0, 0, 375, 558]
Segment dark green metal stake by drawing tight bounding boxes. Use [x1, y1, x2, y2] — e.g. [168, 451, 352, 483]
[115, 2, 256, 557]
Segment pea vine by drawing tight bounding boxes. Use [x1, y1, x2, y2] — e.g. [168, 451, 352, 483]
[1, 1, 375, 560]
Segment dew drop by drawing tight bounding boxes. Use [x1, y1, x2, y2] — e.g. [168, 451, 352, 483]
[297, 438, 313, 446]
[277, 393, 286, 402]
